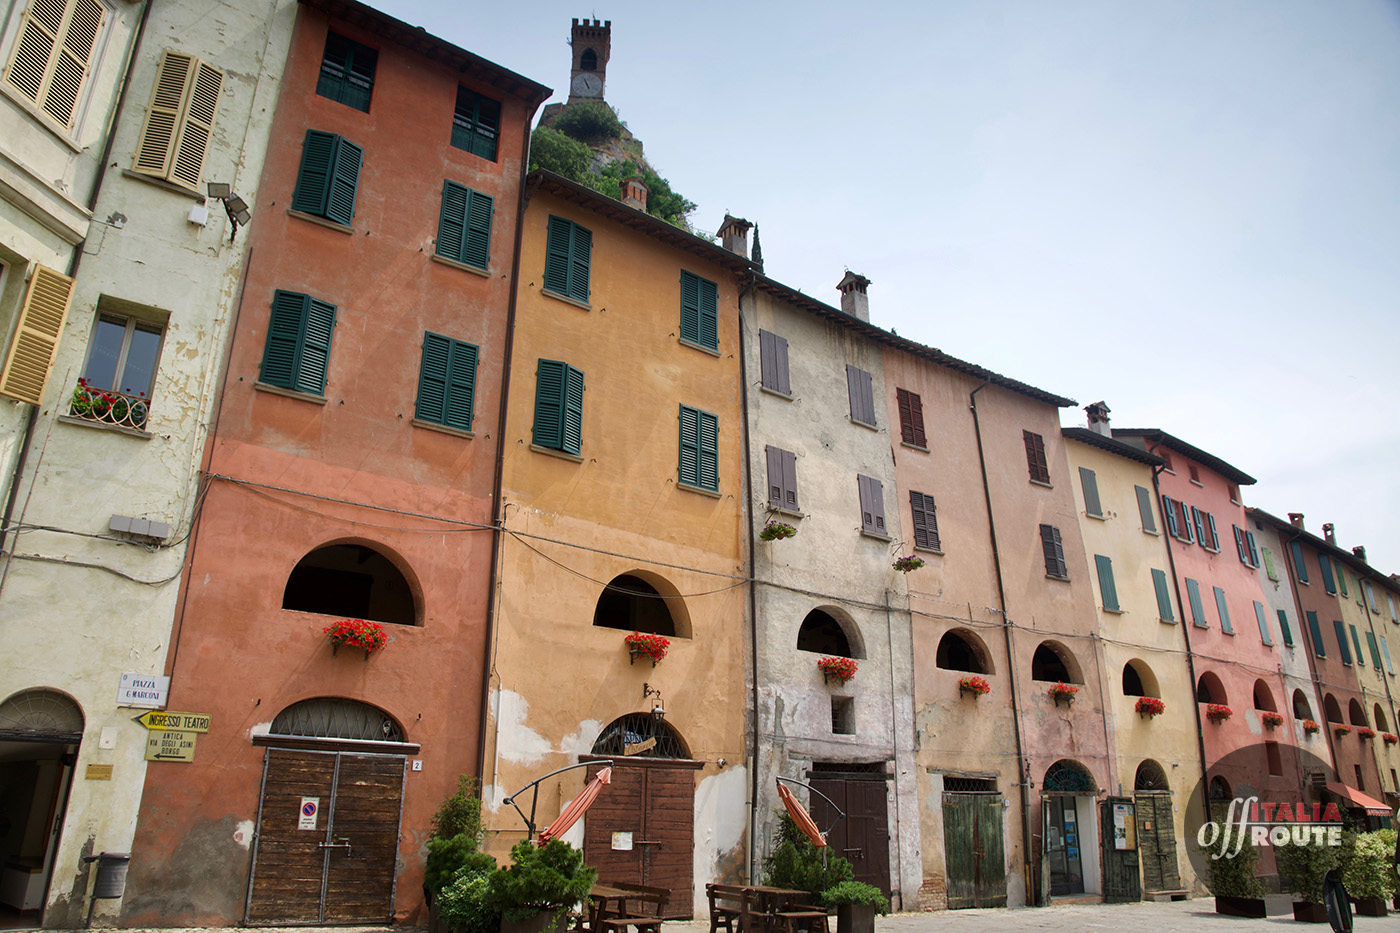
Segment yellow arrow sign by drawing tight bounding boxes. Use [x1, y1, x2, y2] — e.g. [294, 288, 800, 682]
[144, 730, 197, 762]
[132, 710, 211, 733]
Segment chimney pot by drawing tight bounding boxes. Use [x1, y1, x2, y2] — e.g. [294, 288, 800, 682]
[1322, 523, 1336, 544]
[620, 177, 648, 211]
[1288, 512, 1305, 530]
[1353, 545, 1367, 562]
[1084, 401, 1111, 437]
[717, 214, 752, 258]
[837, 271, 871, 322]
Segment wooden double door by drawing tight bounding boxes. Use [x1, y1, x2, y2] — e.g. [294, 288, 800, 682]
[941, 793, 1006, 909]
[1133, 793, 1180, 893]
[809, 777, 891, 895]
[245, 748, 406, 925]
[582, 760, 698, 918]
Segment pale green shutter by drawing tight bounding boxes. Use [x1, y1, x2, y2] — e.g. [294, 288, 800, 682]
[1095, 555, 1118, 611]
[1151, 569, 1174, 622]
[1253, 601, 1272, 646]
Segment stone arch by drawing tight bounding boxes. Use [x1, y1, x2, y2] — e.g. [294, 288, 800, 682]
[1252, 679, 1277, 712]
[1043, 759, 1096, 793]
[796, 606, 865, 659]
[580, 48, 598, 71]
[283, 539, 421, 626]
[1032, 640, 1083, 684]
[591, 713, 691, 759]
[1208, 775, 1232, 801]
[0, 688, 84, 740]
[1348, 698, 1368, 727]
[1324, 694, 1343, 723]
[935, 628, 993, 674]
[1134, 759, 1170, 792]
[1195, 671, 1227, 705]
[593, 570, 692, 638]
[1121, 659, 1159, 697]
[1292, 690, 1314, 722]
[270, 697, 404, 742]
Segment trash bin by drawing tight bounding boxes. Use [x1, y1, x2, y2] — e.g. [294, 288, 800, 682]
[83, 853, 130, 927]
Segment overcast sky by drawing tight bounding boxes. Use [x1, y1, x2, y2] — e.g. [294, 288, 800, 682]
[371, 1, 1400, 573]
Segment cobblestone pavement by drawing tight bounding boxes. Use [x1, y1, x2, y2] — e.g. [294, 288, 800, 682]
[90, 898, 1395, 933]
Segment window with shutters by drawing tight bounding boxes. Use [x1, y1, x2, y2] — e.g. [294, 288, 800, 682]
[678, 270, 718, 352]
[1177, 501, 1195, 544]
[845, 365, 875, 427]
[678, 404, 719, 492]
[1277, 609, 1293, 646]
[765, 446, 798, 512]
[290, 130, 363, 228]
[531, 359, 584, 456]
[3, 0, 107, 132]
[1318, 554, 1337, 595]
[1160, 495, 1180, 537]
[68, 310, 164, 430]
[1078, 467, 1102, 518]
[1205, 512, 1220, 551]
[1214, 587, 1233, 634]
[856, 474, 887, 537]
[1261, 546, 1278, 581]
[1039, 524, 1067, 580]
[909, 490, 940, 552]
[1334, 620, 1353, 665]
[1366, 630, 1383, 669]
[1151, 568, 1175, 622]
[1253, 601, 1272, 646]
[257, 290, 337, 396]
[758, 329, 790, 396]
[316, 31, 376, 112]
[1234, 526, 1251, 564]
[0, 264, 75, 405]
[414, 332, 476, 433]
[1135, 485, 1157, 534]
[1289, 540, 1309, 584]
[1023, 430, 1050, 484]
[1094, 555, 1119, 612]
[896, 388, 926, 448]
[543, 215, 591, 305]
[1244, 530, 1259, 567]
[1338, 569, 1349, 597]
[1350, 625, 1365, 666]
[434, 181, 492, 270]
[1306, 611, 1325, 658]
[131, 50, 223, 191]
[452, 87, 501, 161]
[1185, 578, 1206, 627]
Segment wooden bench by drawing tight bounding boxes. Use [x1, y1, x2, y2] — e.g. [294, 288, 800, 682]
[706, 883, 755, 933]
[597, 880, 671, 918]
[598, 917, 663, 933]
[772, 910, 829, 933]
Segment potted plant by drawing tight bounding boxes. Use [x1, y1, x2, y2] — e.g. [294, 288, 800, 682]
[424, 775, 487, 912]
[1383, 732, 1398, 745]
[1276, 827, 1346, 923]
[817, 656, 858, 686]
[1135, 696, 1165, 718]
[1341, 830, 1396, 916]
[324, 617, 387, 658]
[625, 631, 669, 666]
[821, 881, 888, 933]
[1356, 727, 1375, 741]
[1047, 682, 1078, 707]
[892, 555, 924, 573]
[1261, 711, 1285, 729]
[491, 839, 597, 933]
[958, 676, 990, 698]
[1302, 718, 1321, 736]
[1334, 725, 1351, 739]
[760, 520, 797, 541]
[1205, 703, 1232, 724]
[1199, 826, 1266, 917]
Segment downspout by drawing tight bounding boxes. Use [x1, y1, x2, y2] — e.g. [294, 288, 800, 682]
[476, 98, 545, 784]
[967, 379, 1033, 903]
[884, 588, 905, 908]
[737, 278, 760, 883]
[1146, 452, 1212, 823]
[0, 0, 153, 595]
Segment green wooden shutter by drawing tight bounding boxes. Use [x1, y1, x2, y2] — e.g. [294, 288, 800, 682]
[316, 32, 376, 112]
[1276, 610, 1293, 646]
[1095, 555, 1119, 611]
[1365, 630, 1382, 669]
[679, 271, 700, 344]
[1253, 601, 1272, 646]
[291, 130, 337, 215]
[1318, 554, 1337, 594]
[544, 216, 572, 295]
[1337, 568, 1349, 597]
[679, 271, 718, 350]
[1191, 506, 1206, 546]
[1186, 578, 1206, 627]
[1160, 495, 1178, 536]
[1381, 636, 1394, 674]
[326, 137, 362, 226]
[1135, 486, 1157, 533]
[1214, 586, 1233, 633]
[1151, 569, 1174, 622]
[260, 290, 310, 389]
[561, 364, 584, 455]
[568, 223, 592, 302]
[1245, 531, 1259, 567]
[463, 188, 493, 269]
[1350, 625, 1365, 666]
[297, 296, 337, 393]
[437, 182, 468, 262]
[533, 359, 566, 449]
[678, 405, 700, 487]
[1332, 620, 1352, 664]
[697, 409, 719, 490]
[1234, 525, 1248, 563]
[1079, 468, 1103, 517]
[1180, 504, 1195, 543]
[1262, 547, 1277, 580]
[416, 333, 477, 430]
[1207, 513, 1219, 550]
[1289, 540, 1309, 583]
[1306, 611, 1325, 657]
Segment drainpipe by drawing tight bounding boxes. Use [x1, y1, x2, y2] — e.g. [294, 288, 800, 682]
[1145, 452, 1212, 824]
[883, 588, 906, 908]
[967, 379, 1033, 903]
[475, 97, 546, 784]
[737, 281, 760, 883]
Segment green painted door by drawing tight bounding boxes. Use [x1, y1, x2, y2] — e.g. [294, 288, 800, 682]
[942, 794, 1007, 909]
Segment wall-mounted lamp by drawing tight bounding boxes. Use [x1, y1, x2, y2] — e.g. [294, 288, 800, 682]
[642, 683, 665, 724]
[208, 182, 251, 242]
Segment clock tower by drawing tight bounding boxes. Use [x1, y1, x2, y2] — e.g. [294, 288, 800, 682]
[567, 18, 611, 104]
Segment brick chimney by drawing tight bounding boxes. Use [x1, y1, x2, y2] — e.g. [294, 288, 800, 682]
[1084, 401, 1111, 437]
[1354, 545, 1367, 562]
[717, 214, 752, 258]
[837, 271, 871, 322]
[620, 177, 648, 211]
[1288, 513, 1305, 531]
[1322, 523, 1336, 545]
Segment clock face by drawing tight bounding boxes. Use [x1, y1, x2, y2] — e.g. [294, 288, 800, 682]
[571, 73, 603, 97]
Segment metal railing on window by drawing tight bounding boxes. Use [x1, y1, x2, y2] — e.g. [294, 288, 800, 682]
[69, 380, 149, 430]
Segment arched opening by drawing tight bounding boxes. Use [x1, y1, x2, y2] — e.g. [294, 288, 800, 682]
[1348, 699, 1368, 727]
[1324, 694, 1343, 724]
[1134, 760, 1169, 792]
[1043, 759, 1096, 793]
[935, 628, 992, 674]
[796, 607, 863, 658]
[1031, 641, 1083, 684]
[593, 572, 690, 637]
[591, 713, 691, 759]
[580, 48, 598, 71]
[1374, 704, 1389, 734]
[283, 542, 418, 625]
[1121, 659, 1159, 697]
[270, 697, 404, 742]
[1195, 671, 1227, 705]
[1292, 690, 1313, 722]
[1208, 775, 1232, 801]
[0, 689, 84, 738]
[1252, 680, 1277, 712]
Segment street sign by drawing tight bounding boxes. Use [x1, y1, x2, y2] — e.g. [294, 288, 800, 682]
[144, 730, 197, 762]
[299, 797, 319, 830]
[117, 672, 169, 708]
[132, 710, 211, 732]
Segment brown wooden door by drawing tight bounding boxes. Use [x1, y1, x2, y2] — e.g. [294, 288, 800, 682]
[246, 748, 406, 925]
[1133, 793, 1181, 892]
[810, 778, 891, 895]
[583, 762, 695, 918]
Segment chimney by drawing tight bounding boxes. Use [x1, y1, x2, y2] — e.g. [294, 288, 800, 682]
[1288, 513, 1305, 531]
[620, 177, 648, 211]
[1322, 523, 1335, 545]
[1084, 401, 1111, 437]
[837, 271, 871, 322]
[717, 214, 752, 258]
[1353, 545, 1367, 562]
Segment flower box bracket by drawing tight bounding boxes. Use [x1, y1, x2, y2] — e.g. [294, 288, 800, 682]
[1054, 694, 1073, 708]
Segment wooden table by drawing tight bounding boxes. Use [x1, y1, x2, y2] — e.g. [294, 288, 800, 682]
[588, 883, 666, 933]
[728, 886, 822, 933]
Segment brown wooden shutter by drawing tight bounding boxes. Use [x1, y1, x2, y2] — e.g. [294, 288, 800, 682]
[0, 264, 76, 404]
[1024, 430, 1049, 483]
[897, 388, 926, 447]
[766, 445, 783, 507]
